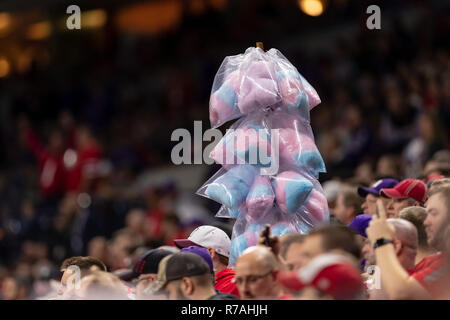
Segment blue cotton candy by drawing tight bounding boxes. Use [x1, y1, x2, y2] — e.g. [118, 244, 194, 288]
[271, 223, 293, 237]
[246, 176, 275, 218]
[284, 178, 313, 214]
[226, 206, 242, 218]
[295, 150, 326, 176]
[285, 92, 310, 121]
[247, 223, 265, 233]
[216, 83, 238, 111]
[205, 165, 257, 209]
[229, 232, 258, 266]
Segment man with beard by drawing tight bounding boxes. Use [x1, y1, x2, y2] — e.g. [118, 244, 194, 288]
[367, 180, 450, 299]
[149, 252, 237, 300]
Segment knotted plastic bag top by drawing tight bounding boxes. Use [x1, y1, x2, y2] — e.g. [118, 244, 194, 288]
[209, 47, 321, 128]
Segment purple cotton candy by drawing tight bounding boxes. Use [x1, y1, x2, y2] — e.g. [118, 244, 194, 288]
[246, 175, 275, 219]
[303, 189, 328, 223]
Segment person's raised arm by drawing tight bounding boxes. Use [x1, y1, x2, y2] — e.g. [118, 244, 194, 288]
[366, 200, 431, 300]
[19, 117, 48, 162]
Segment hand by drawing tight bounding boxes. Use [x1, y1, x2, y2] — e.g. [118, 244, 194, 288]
[366, 199, 395, 245]
[258, 225, 280, 257]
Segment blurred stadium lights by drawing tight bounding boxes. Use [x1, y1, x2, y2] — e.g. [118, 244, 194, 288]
[0, 12, 12, 36]
[189, 0, 207, 15]
[116, 0, 182, 35]
[0, 57, 11, 77]
[26, 20, 52, 40]
[81, 9, 107, 29]
[208, 0, 228, 11]
[298, 0, 325, 17]
[16, 50, 32, 73]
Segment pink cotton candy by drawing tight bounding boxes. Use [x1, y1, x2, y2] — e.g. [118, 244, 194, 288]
[273, 171, 313, 215]
[209, 134, 236, 169]
[279, 77, 303, 106]
[210, 93, 236, 127]
[301, 80, 321, 109]
[210, 125, 271, 167]
[278, 128, 318, 165]
[278, 128, 300, 164]
[237, 60, 280, 114]
[247, 61, 277, 79]
[238, 78, 279, 114]
[304, 189, 328, 223]
[246, 175, 274, 220]
[209, 71, 242, 127]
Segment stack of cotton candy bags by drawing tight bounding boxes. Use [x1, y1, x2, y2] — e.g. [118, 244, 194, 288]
[197, 46, 329, 267]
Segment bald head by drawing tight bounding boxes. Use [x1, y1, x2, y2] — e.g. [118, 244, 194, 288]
[235, 246, 282, 299]
[387, 218, 418, 248]
[387, 218, 418, 270]
[240, 246, 280, 270]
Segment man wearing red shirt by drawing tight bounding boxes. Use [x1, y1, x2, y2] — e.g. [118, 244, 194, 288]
[367, 179, 450, 299]
[174, 225, 240, 297]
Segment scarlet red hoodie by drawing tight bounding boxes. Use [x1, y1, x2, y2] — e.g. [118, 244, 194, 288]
[215, 268, 240, 298]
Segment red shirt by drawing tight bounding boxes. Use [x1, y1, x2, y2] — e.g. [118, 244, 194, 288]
[26, 130, 66, 198]
[412, 252, 450, 299]
[66, 145, 102, 192]
[215, 268, 240, 298]
[276, 293, 293, 300]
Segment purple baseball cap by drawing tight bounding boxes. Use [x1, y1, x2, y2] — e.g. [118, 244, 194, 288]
[181, 246, 214, 274]
[357, 178, 399, 198]
[348, 214, 372, 238]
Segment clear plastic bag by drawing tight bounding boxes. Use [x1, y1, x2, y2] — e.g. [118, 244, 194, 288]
[208, 108, 326, 177]
[228, 205, 322, 267]
[196, 165, 258, 211]
[209, 47, 321, 128]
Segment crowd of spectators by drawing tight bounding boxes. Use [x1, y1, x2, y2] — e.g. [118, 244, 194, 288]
[0, 0, 449, 299]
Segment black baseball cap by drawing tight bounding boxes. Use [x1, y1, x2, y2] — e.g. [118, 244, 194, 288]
[118, 248, 172, 282]
[149, 252, 210, 294]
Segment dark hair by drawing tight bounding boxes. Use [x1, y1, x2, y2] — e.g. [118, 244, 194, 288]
[340, 187, 364, 216]
[309, 224, 362, 260]
[191, 273, 215, 288]
[279, 233, 306, 260]
[216, 253, 229, 266]
[60, 256, 107, 272]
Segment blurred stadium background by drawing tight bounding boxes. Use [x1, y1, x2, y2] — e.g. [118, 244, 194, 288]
[0, 0, 448, 299]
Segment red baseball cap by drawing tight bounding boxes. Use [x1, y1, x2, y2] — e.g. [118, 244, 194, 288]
[380, 179, 427, 203]
[277, 253, 364, 300]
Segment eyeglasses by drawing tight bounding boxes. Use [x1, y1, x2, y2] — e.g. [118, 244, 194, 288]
[232, 270, 274, 286]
